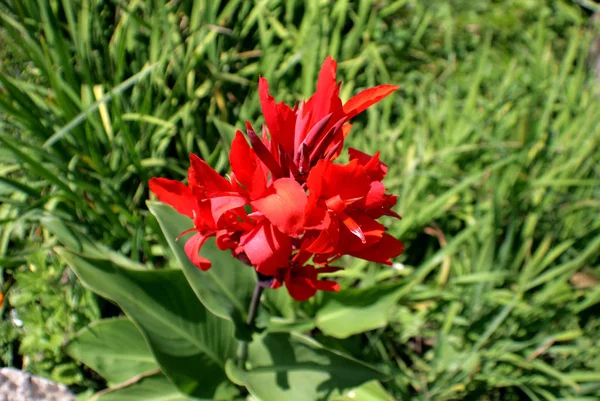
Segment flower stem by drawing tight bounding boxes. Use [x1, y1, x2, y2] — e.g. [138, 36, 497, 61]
[237, 282, 264, 367]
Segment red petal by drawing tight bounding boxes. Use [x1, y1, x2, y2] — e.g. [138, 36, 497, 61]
[184, 232, 212, 271]
[258, 77, 279, 137]
[293, 103, 312, 157]
[149, 178, 197, 218]
[270, 276, 283, 289]
[303, 218, 339, 254]
[309, 116, 347, 163]
[348, 148, 388, 181]
[286, 277, 317, 301]
[343, 84, 399, 119]
[312, 253, 340, 266]
[314, 279, 340, 292]
[284, 265, 318, 301]
[316, 266, 344, 274]
[229, 130, 254, 189]
[276, 102, 297, 155]
[189, 153, 231, 194]
[193, 199, 217, 229]
[349, 233, 404, 265]
[246, 125, 284, 178]
[351, 182, 400, 219]
[284, 264, 340, 300]
[299, 112, 333, 152]
[304, 201, 330, 230]
[230, 131, 267, 197]
[229, 172, 246, 194]
[337, 210, 366, 244]
[305, 160, 327, 200]
[258, 77, 296, 155]
[215, 229, 237, 250]
[359, 181, 388, 209]
[312, 57, 339, 121]
[303, 168, 330, 229]
[316, 56, 338, 98]
[251, 178, 307, 237]
[306, 57, 345, 137]
[336, 214, 384, 253]
[324, 123, 352, 161]
[240, 221, 292, 276]
[307, 159, 370, 203]
[292, 250, 312, 265]
[209, 194, 247, 224]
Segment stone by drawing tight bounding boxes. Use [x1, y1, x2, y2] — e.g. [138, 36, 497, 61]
[0, 368, 75, 401]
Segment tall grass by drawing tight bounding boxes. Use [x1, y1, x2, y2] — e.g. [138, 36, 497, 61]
[1, 0, 599, 398]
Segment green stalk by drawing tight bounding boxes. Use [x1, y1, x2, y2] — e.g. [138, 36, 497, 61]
[237, 281, 264, 367]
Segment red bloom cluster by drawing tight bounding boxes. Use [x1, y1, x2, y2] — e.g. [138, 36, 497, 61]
[149, 57, 403, 301]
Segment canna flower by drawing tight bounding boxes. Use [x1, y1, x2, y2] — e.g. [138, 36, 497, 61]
[271, 264, 342, 302]
[255, 55, 399, 182]
[149, 56, 403, 301]
[149, 154, 249, 271]
[301, 152, 403, 266]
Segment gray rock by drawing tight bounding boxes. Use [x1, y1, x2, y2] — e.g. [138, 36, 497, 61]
[0, 368, 75, 401]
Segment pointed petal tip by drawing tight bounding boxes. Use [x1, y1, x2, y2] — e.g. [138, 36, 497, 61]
[148, 177, 196, 218]
[258, 75, 269, 88]
[343, 84, 401, 119]
[315, 279, 340, 292]
[184, 233, 213, 271]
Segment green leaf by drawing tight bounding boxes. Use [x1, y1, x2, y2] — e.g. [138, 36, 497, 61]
[43, 63, 158, 148]
[333, 381, 396, 401]
[225, 332, 387, 401]
[0, 134, 76, 196]
[66, 317, 159, 386]
[91, 373, 200, 401]
[211, 117, 237, 155]
[42, 217, 148, 270]
[263, 286, 295, 319]
[315, 284, 402, 338]
[57, 249, 237, 399]
[147, 201, 255, 324]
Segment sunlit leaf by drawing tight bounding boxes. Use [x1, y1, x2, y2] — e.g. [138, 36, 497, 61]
[66, 317, 158, 386]
[58, 249, 237, 399]
[148, 201, 256, 326]
[225, 332, 386, 401]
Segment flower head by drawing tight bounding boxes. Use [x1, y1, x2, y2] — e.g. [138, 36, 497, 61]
[254, 56, 400, 183]
[149, 57, 403, 301]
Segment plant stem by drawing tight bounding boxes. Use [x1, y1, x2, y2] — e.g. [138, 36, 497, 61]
[237, 282, 264, 366]
[247, 282, 264, 326]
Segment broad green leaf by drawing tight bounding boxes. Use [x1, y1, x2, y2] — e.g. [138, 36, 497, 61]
[315, 284, 402, 338]
[225, 332, 387, 401]
[147, 201, 255, 324]
[266, 318, 316, 333]
[66, 317, 158, 386]
[263, 285, 295, 319]
[333, 381, 396, 401]
[58, 249, 237, 399]
[91, 374, 198, 401]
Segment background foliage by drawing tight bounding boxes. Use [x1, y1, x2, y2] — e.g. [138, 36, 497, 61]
[1, 0, 599, 400]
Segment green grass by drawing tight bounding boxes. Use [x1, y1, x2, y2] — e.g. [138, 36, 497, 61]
[1, 0, 599, 399]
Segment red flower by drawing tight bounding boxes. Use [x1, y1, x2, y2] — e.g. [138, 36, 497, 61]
[256, 56, 399, 181]
[149, 154, 249, 270]
[271, 264, 342, 302]
[301, 154, 403, 266]
[149, 56, 403, 301]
